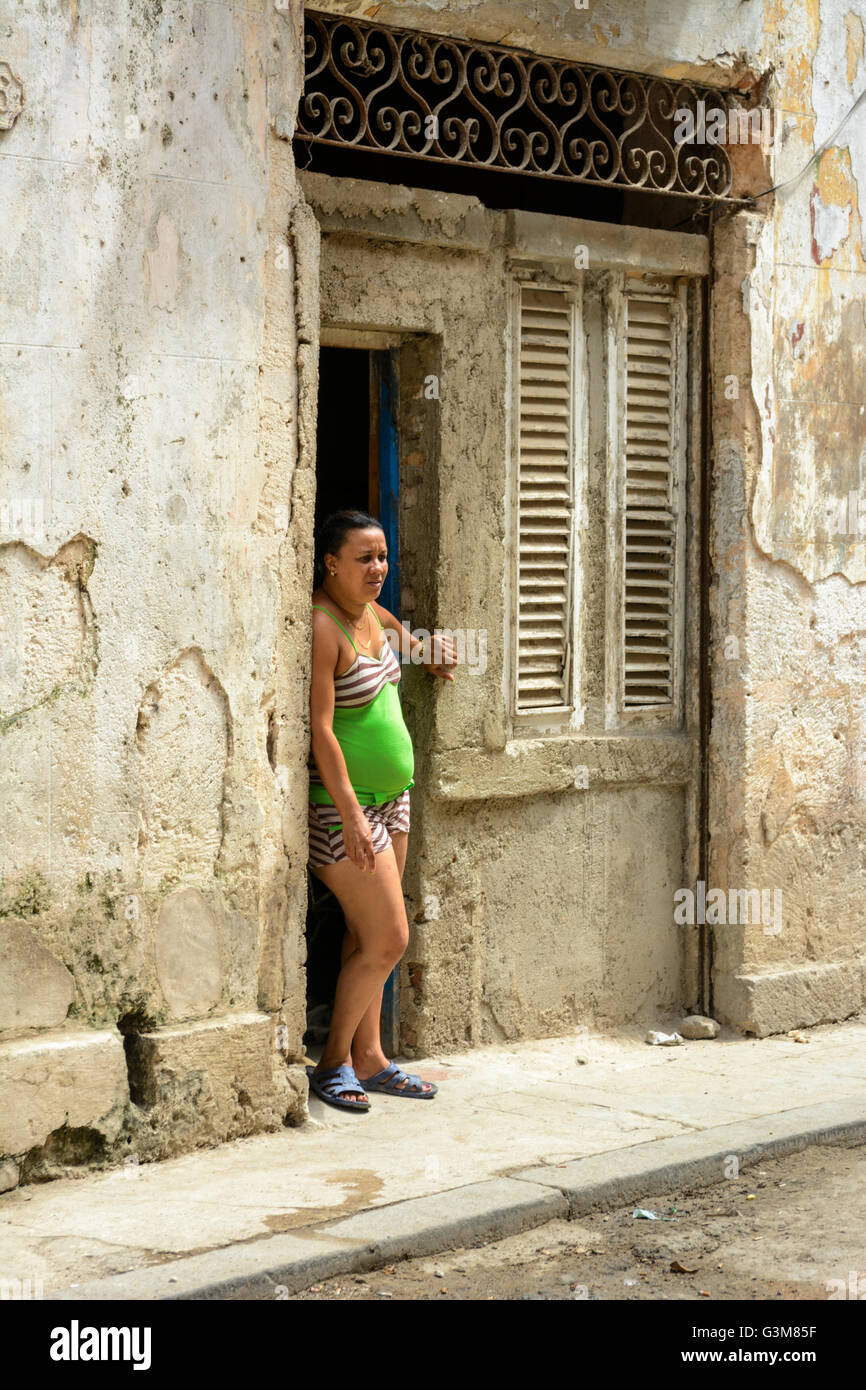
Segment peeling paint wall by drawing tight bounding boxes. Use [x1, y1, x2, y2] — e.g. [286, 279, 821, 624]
[710, 0, 866, 1033]
[0, 0, 315, 1184]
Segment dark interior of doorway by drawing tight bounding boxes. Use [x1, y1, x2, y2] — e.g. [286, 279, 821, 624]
[305, 345, 396, 1051]
[295, 138, 712, 235]
[314, 348, 372, 529]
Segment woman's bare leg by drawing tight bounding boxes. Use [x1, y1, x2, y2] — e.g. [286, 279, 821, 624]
[346, 831, 407, 1080]
[345, 833, 433, 1094]
[308, 843, 408, 1103]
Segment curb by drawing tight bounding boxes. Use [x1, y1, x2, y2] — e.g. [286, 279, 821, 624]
[509, 1097, 866, 1213]
[52, 1098, 866, 1301]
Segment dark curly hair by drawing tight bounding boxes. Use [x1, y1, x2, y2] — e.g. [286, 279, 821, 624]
[313, 510, 385, 588]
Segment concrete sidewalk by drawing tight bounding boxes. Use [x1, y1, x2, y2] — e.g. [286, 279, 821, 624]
[2, 1017, 865, 1300]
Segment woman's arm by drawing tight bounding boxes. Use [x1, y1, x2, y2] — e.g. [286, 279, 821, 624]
[369, 601, 418, 661]
[371, 601, 458, 680]
[309, 612, 377, 871]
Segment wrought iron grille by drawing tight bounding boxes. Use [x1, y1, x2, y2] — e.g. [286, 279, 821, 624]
[298, 10, 740, 201]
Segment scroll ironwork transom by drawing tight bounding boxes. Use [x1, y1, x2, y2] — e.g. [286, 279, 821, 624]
[298, 10, 742, 201]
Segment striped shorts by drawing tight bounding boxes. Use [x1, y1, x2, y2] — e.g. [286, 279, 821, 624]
[308, 790, 410, 868]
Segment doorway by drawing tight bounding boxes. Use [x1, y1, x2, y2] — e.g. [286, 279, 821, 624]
[305, 340, 402, 1056]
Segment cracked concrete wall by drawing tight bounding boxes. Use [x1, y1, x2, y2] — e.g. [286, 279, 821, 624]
[0, 0, 314, 1184]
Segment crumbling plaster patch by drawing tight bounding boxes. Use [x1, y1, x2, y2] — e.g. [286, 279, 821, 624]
[0, 535, 97, 732]
[750, 73, 866, 587]
[0, 1029, 128, 1160]
[810, 183, 852, 261]
[155, 887, 222, 1021]
[123, 1014, 306, 1162]
[810, 4, 866, 249]
[0, 921, 74, 1034]
[136, 648, 231, 891]
[143, 210, 181, 313]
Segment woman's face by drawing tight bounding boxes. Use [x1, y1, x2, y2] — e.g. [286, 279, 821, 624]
[326, 527, 388, 600]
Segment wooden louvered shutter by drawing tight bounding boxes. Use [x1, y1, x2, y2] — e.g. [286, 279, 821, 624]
[621, 285, 685, 709]
[515, 286, 576, 711]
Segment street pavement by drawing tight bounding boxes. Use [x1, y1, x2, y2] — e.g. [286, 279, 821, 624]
[1, 1016, 864, 1300]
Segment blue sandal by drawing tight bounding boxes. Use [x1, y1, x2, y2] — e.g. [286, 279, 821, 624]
[306, 1064, 370, 1113]
[358, 1061, 438, 1099]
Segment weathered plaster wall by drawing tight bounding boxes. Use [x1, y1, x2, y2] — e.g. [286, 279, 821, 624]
[0, 0, 316, 1184]
[709, 0, 866, 1033]
[312, 0, 766, 85]
[1, 0, 862, 1183]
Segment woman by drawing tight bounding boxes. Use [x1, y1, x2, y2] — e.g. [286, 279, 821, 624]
[306, 510, 457, 1112]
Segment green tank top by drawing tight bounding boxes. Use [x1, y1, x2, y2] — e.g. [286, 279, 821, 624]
[309, 603, 414, 812]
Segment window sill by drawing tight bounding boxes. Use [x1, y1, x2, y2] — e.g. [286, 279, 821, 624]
[427, 734, 695, 801]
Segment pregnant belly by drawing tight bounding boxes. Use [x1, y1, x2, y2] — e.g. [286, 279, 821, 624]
[332, 682, 414, 799]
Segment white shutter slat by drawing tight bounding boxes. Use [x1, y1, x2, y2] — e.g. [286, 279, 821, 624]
[516, 286, 575, 711]
[622, 287, 681, 709]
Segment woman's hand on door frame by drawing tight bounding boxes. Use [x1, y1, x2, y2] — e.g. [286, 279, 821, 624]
[422, 632, 458, 681]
